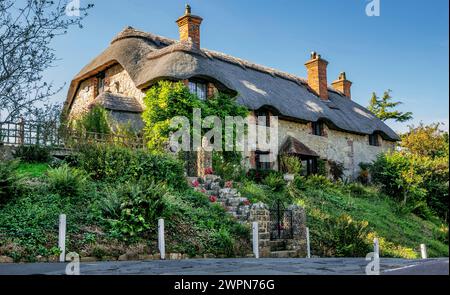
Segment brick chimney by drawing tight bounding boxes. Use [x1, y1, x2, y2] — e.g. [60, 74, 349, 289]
[176, 4, 203, 48]
[305, 52, 329, 100]
[332, 72, 352, 99]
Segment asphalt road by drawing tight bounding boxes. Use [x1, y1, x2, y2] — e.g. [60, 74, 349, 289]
[0, 258, 448, 275]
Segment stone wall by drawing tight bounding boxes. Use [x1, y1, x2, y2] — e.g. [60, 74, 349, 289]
[276, 119, 395, 179]
[243, 114, 396, 179]
[69, 64, 145, 119]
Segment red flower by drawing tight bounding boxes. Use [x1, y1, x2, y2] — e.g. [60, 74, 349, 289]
[191, 180, 200, 187]
[243, 199, 251, 206]
[201, 188, 206, 193]
[225, 181, 233, 188]
[204, 167, 214, 175]
[209, 195, 218, 203]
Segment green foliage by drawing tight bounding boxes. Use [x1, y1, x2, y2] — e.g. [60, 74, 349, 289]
[293, 179, 448, 258]
[328, 160, 345, 182]
[245, 169, 273, 183]
[74, 144, 187, 190]
[401, 123, 449, 158]
[46, 164, 88, 198]
[316, 158, 327, 176]
[100, 181, 167, 241]
[212, 151, 245, 181]
[13, 145, 51, 163]
[371, 152, 448, 219]
[16, 163, 49, 178]
[74, 104, 111, 134]
[318, 214, 371, 257]
[0, 160, 22, 205]
[368, 90, 413, 122]
[142, 80, 248, 151]
[357, 162, 371, 185]
[238, 181, 271, 204]
[262, 171, 285, 193]
[279, 155, 302, 175]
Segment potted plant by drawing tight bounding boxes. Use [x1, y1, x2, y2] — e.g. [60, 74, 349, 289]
[280, 155, 301, 182]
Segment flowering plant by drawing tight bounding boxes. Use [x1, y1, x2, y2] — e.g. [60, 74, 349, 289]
[204, 167, 214, 175]
[209, 195, 218, 203]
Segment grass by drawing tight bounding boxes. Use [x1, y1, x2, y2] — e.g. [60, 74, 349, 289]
[16, 163, 49, 178]
[294, 182, 449, 258]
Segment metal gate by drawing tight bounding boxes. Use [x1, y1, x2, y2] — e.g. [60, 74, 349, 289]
[269, 200, 294, 240]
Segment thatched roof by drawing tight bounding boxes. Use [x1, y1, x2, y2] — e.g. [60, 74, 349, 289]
[280, 136, 319, 157]
[91, 91, 143, 113]
[64, 27, 400, 141]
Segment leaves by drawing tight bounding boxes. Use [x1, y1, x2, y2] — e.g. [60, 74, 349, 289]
[368, 90, 413, 122]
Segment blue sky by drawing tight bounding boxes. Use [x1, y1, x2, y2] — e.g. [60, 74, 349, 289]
[45, 0, 449, 133]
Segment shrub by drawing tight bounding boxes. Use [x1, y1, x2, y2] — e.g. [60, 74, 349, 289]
[318, 214, 371, 257]
[74, 144, 187, 190]
[104, 181, 168, 241]
[357, 162, 371, 185]
[238, 181, 271, 204]
[328, 160, 345, 182]
[210, 227, 234, 257]
[46, 164, 88, 198]
[0, 160, 22, 205]
[13, 145, 51, 163]
[371, 152, 448, 218]
[279, 155, 302, 175]
[74, 104, 111, 134]
[246, 169, 273, 183]
[212, 152, 245, 181]
[305, 175, 332, 188]
[316, 158, 327, 176]
[262, 171, 285, 192]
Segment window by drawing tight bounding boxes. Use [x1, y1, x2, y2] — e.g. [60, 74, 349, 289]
[255, 109, 270, 127]
[312, 121, 324, 136]
[255, 150, 271, 170]
[96, 72, 105, 96]
[369, 134, 379, 146]
[301, 158, 318, 176]
[188, 80, 207, 100]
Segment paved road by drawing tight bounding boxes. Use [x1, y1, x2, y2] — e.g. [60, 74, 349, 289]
[0, 258, 448, 275]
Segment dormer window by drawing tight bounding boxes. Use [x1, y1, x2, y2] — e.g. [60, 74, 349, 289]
[369, 133, 379, 146]
[188, 80, 207, 100]
[312, 121, 324, 136]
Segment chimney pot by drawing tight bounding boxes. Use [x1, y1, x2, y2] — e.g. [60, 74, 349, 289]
[305, 52, 329, 100]
[332, 72, 352, 99]
[176, 4, 203, 48]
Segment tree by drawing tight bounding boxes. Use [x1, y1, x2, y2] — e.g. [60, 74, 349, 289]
[0, 0, 93, 123]
[368, 90, 413, 122]
[401, 123, 449, 158]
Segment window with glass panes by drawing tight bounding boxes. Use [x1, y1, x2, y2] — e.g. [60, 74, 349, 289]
[188, 80, 207, 100]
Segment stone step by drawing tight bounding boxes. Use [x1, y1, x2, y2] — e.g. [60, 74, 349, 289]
[269, 240, 288, 251]
[269, 250, 298, 259]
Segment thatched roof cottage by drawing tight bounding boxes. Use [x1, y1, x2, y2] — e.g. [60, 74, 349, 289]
[64, 5, 399, 179]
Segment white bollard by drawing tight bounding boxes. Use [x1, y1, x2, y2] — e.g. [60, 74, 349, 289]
[252, 222, 259, 259]
[306, 227, 311, 258]
[420, 244, 427, 259]
[158, 218, 165, 260]
[373, 237, 380, 258]
[58, 214, 66, 263]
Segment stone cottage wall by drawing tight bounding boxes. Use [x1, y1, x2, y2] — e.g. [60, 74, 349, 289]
[276, 119, 395, 179]
[69, 64, 145, 119]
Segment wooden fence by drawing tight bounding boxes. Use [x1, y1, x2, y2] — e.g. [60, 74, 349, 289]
[0, 120, 144, 149]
